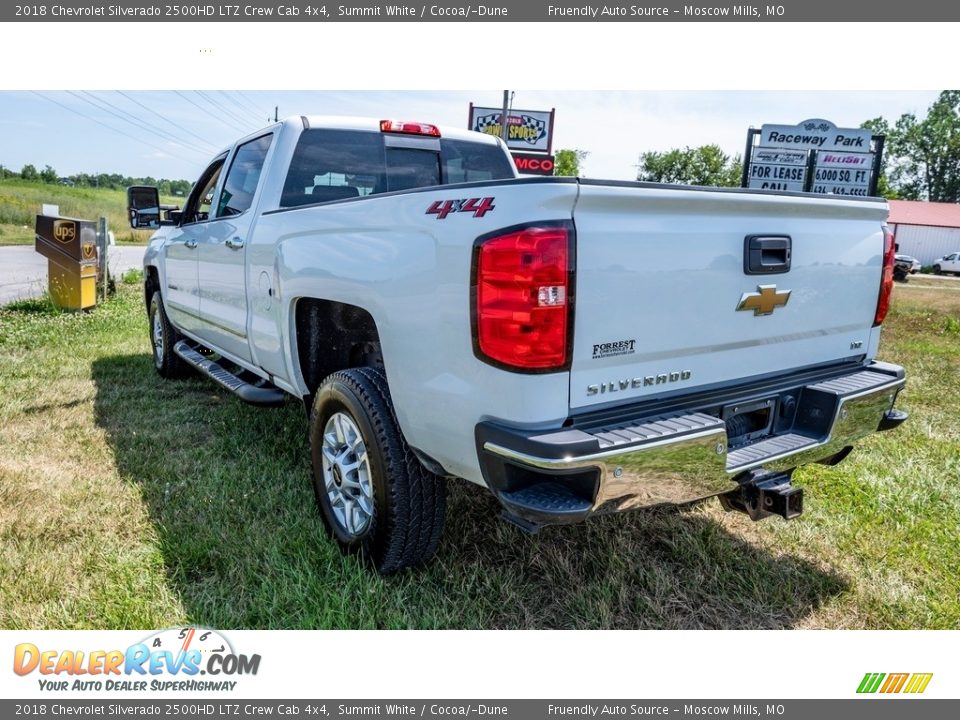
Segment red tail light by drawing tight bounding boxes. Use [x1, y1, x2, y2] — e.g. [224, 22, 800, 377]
[379, 119, 441, 137]
[874, 226, 896, 326]
[473, 224, 573, 371]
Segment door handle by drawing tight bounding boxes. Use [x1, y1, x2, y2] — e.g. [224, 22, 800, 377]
[225, 237, 245, 250]
[744, 235, 791, 275]
[184, 239, 198, 249]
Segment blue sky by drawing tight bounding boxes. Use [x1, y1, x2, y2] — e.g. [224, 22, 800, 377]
[0, 90, 940, 182]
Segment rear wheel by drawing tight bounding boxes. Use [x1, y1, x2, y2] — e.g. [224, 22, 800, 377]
[309, 367, 446, 574]
[148, 292, 189, 379]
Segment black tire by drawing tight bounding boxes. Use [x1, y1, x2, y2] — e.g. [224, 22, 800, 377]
[148, 292, 190, 379]
[933, 264, 942, 275]
[309, 367, 446, 574]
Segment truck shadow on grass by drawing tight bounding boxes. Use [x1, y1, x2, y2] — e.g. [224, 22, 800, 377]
[92, 354, 847, 630]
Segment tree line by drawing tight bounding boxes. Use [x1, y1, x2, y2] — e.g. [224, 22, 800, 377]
[0, 163, 192, 196]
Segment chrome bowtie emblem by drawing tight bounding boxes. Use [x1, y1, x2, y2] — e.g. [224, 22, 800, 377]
[736, 284, 791, 316]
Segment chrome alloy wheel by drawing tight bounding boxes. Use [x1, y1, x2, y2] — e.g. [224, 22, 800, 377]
[152, 309, 164, 365]
[321, 412, 374, 537]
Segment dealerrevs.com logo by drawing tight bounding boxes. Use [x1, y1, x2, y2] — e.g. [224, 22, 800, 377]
[13, 627, 260, 693]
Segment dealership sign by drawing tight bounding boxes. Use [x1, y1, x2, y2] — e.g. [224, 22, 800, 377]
[469, 104, 554, 153]
[743, 119, 883, 197]
[512, 152, 555, 176]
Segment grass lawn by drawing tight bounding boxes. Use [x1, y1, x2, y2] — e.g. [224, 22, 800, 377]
[0, 276, 958, 630]
[0, 179, 181, 246]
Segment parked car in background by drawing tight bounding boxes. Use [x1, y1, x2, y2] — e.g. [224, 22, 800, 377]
[895, 253, 921, 274]
[933, 252, 960, 275]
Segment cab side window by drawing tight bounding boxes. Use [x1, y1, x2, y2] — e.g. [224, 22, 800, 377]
[217, 134, 273, 218]
[182, 156, 226, 225]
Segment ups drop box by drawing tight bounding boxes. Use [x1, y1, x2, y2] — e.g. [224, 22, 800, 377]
[35, 215, 99, 311]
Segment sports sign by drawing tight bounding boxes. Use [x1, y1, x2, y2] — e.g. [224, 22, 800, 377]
[512, 152, 555, 176]
[742, 119, 883, 197]
[469, 104, 554, 153]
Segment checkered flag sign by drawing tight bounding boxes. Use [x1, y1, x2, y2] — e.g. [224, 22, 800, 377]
[472, 109, 550, 148]
[518, 114, 547, 144]
[474, 113, 501, 132]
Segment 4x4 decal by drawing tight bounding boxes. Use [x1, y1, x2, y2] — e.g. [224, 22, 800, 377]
[426, 197, 495, 219]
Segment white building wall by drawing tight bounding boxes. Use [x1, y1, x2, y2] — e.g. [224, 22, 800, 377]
[890, 224, 960, 266]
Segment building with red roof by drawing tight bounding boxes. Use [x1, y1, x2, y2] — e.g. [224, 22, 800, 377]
[887, 199, 960, 265]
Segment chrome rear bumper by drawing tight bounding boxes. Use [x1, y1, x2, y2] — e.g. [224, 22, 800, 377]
[477, 362, 906, 524]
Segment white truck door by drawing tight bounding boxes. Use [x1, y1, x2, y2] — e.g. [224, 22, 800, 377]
[162, 155, 226, 335]
[196, 133, 274, 364]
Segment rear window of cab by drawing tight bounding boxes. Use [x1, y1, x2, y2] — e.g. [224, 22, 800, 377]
[280, 129, 514, 208]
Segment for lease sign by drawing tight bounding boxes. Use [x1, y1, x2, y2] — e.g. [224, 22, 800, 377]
[747, 148, 808, 192]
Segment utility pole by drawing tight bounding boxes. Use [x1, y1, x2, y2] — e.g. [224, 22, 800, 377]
[500, 90, 510, 143]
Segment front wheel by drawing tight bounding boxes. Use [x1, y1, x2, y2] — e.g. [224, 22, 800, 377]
[933, 264, 942, 275]
[309, 367, 446, 574]
[148, 292, 189, 378]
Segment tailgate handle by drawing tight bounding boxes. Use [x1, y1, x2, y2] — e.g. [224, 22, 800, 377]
[744, 235, 791, 275]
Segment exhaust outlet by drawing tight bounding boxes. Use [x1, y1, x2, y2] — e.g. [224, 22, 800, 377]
[720, 470, 803, 522]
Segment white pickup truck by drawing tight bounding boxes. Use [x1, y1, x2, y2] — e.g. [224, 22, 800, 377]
[129, 115, 907, 573]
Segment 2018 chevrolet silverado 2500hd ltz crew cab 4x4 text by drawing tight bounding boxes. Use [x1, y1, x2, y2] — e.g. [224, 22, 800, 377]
[128, 115, 908, 574]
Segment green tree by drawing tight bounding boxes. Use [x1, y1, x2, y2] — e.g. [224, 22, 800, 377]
[40, 164, 58, 183]
[553, 148, 589, 176]
[637, 145, 742, 187]
[870, 91, 960, 201]
[20, 163, 38, 181]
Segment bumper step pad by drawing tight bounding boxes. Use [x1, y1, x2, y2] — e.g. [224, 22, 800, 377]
[726, 433, 817, 471]
[589, 411, 725, 450]
[501, 483, 593, 516]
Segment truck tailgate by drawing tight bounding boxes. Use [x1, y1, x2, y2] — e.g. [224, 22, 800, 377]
[569, 182, 889, 411]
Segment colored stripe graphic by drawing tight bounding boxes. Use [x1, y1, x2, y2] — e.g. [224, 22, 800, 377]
[904, 673, 933, 694]
[880, 673, 909, 693]
[857, 672, 932, 694]
[857, 673, 885, 693]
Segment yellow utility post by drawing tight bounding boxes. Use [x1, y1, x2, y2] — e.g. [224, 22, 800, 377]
[34, 214, 99, 311]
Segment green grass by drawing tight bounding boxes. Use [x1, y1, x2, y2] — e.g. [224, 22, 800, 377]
[0, 279, 958, 629]
[0, 178, 181, 245]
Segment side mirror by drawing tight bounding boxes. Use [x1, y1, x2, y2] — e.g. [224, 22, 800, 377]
[128, 185, 161, 229]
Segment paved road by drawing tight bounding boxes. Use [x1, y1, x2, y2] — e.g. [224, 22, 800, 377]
[0, 245, 145, 306]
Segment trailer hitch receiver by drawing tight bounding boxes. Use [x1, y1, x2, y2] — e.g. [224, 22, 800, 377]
[720, 470, 803, 522]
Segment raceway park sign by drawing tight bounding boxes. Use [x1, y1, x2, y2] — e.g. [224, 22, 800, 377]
[469, 105, 554, 153]
[743, 119, 883, 197]
[760, 119, 872, 150]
